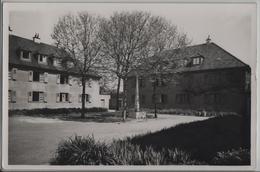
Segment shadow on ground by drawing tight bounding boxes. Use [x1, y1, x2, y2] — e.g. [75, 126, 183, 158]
[128, 115, 250, 164]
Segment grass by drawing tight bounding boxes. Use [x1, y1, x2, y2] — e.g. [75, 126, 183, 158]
[51, 115, 250, 165]
[128, 115, 250, 164]
[9, 108, 133, 123]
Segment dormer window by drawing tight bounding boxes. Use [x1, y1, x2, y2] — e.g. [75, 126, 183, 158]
[38, 54, 48, 64]
[66, 61, 74, 68]
[20, 50, 31, 61]
[53, 58, 62, 67]
[192, 56, 204, 65]
[179, 59, 189, 67]
[183, 59, 188, 66]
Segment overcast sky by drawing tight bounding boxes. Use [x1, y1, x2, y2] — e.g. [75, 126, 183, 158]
[7, 3, 256, 68]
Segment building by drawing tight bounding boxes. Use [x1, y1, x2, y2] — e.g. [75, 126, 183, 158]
[127, 41, 251, 115]
[8, 34, 110, 110]
[109, 91, 123, 110]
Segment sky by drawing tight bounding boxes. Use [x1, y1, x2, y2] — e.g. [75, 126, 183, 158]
[6, 3, 257, 68]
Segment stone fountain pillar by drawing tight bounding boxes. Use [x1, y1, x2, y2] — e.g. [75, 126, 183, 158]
[129, 73, 147, 119]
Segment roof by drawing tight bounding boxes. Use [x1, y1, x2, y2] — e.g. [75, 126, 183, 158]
[129, 42, 249, 76]
[9, 34, 100, 78]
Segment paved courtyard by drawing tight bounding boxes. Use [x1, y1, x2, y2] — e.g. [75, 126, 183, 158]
[9, 114, 208, 165]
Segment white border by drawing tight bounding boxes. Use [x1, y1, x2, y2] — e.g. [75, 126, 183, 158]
[2, 1, 259, 171]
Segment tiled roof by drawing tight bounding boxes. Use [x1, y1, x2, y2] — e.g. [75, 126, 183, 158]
[9, 34, 100, 78]
[153, 42, 249, 73]
[128, 42, 249, 77]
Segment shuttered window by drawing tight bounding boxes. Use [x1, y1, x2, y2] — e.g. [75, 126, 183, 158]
[9, 90, 16, 103]
[176, 94, 190, 104]
[79, 94, 91, 103]
[60, 74, 69, 84]
[29, 71, 46, 82]
[57, 93, 70, 103]
[28, 91, 45, 102]
[11, 68, 17, 80]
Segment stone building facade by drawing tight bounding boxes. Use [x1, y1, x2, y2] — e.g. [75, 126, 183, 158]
[8, 34, 110, 110]
[127, 42, 251, 115]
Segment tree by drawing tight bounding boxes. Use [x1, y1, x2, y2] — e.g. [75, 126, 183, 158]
[99, 11, 154, 120]
[51, 12, 102, 118]
[139, 17, 191, 118]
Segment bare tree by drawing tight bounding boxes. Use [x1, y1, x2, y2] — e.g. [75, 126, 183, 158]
[139, 17, 191, 118]
[51, 12, 102, 118]
[99, 11, 153, 120]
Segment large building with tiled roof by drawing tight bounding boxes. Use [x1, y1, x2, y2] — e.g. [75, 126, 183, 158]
[8, 34, 110, 110]
[127, 40, 251, 115]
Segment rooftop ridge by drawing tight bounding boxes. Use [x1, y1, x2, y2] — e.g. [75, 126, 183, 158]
[10, 34, 58, 50]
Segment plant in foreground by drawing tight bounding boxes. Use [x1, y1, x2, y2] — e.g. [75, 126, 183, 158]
[211, 148, 250, 165]
[51, 135, 204, 165]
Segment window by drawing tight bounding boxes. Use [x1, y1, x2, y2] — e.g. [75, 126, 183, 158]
[78, 94, 90, 103]
[32, 71, 45, 82]
[183, 59, 188, 66]
[176, 94, 190, 104]
[29, 71, 47, 83]
[152, 94, 156, 103]
[192, 57, 204, 65]
[139, 78, 145, 88]
[132, 78, 136, 88]
[59, 93, 69, 102]
[53, 58, 62, 67]
[155, 78, 166, 87]
[131, 94, 135, 104]
[160, 94, 168, 104]
[67, 61, 74, 68]
[8, 69, 12, 80]
[32, 91, 44, 102]
[38, 54, 47, 64]
[8, 90, 11, 102]
[204, 93, 223, 105]
[141, 95, 146, 105]
[60, 74, 69, 84]
[20, 50, 31, 61]
[9, 90, 16, 103]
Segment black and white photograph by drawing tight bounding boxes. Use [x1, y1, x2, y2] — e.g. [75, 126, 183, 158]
[1, 1, 259, 171]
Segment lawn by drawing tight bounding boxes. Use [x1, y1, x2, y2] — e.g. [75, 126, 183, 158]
[50, 114, 250, 165]
[128, 115, 250, 164]
[9, 113, 207, 165]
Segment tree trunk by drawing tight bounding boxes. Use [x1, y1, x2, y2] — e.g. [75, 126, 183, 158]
[122, 78, 128, 121]
[116, 77, 121, 111]
[153, 82, 158, 118]
[81, 77, 86, 118]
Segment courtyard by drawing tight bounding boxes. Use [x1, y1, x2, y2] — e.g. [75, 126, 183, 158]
[8, 114, 208, 165]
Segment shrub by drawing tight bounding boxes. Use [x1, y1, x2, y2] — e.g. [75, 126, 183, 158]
[211, 148, 250, 165]
[51, 135, 203, 165]
[50, 135, 116, 165]
[141, 108, 238, 117]
[9, 107, 108, 116]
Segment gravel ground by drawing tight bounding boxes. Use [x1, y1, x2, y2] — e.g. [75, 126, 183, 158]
[8, 114, 208, 165]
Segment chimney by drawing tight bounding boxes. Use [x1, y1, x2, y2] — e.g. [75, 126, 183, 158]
[33, 33, 41, 43]
[206, 35, 211, 44]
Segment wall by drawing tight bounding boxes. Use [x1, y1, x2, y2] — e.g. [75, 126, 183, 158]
[8, 67, 109, 110]
[127, 68, 249, 115]
[99, 94, 111, 109]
